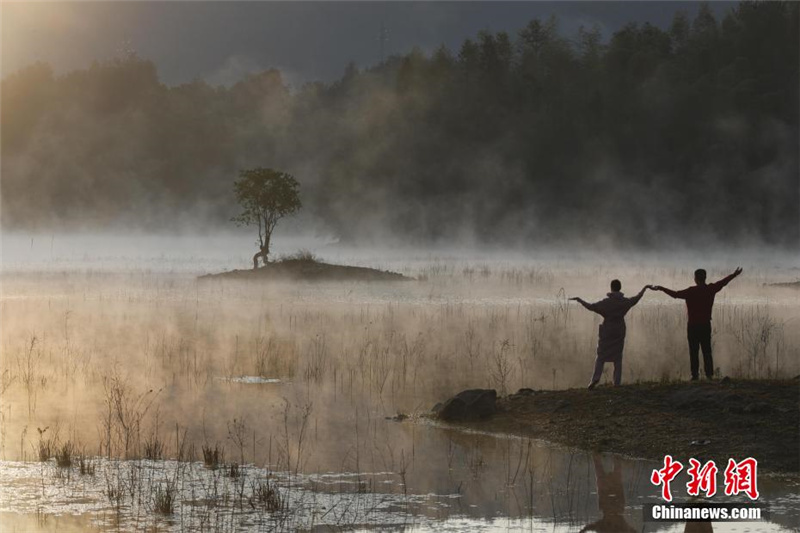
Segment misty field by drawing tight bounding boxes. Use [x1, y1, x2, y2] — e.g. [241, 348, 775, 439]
[1, 247, 798, 531]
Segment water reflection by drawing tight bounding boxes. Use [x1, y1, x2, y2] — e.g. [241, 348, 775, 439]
[684, 518, 714, 533]
[580, 454, 636, 533]
[0, 425, 797, 532]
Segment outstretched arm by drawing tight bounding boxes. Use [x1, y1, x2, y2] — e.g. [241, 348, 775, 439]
[569, 297, 599, 313]
[627, 285, 649, 306]
[652, 285, 688, 299]
[712, 267, 743, 292]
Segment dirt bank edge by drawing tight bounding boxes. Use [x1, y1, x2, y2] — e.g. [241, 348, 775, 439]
[453, 378, 799, 475]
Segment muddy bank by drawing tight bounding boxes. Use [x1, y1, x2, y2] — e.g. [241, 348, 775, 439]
[199, 258, 411, 282]
[451, 378, 799, 475]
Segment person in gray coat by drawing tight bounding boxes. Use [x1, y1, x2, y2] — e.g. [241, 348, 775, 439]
[570, 280, 651, 389]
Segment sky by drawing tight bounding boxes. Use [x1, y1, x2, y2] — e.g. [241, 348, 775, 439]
[3, 2, 736, 87]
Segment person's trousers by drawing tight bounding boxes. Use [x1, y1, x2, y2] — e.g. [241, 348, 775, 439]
[592, 353, 622, 386]
[687, 322, 713, 379]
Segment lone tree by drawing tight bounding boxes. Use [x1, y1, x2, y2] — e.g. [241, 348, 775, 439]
[232, 168, 301, 269]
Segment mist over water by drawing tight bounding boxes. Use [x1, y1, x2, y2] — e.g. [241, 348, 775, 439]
[3, 230, 798, 272]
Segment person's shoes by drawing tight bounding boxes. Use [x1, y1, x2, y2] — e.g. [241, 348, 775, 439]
[588, 380, 599, 391]
[690, 376, 699, 381]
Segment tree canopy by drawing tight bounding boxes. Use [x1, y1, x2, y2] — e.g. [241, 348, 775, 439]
[2, 1, 797, 247]
[232, 168, 301, 268]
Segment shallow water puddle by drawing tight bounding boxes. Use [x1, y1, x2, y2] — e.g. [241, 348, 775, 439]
[1, 425, 797, 532]
[0, 458, 464, 531]
[215, 376, 284, 384]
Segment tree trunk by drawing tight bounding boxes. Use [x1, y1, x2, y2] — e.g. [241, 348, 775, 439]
[263, 235, 271, 264]
[252, 243, 270, 270]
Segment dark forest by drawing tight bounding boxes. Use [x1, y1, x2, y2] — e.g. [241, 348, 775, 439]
[2, 1, 797, 247]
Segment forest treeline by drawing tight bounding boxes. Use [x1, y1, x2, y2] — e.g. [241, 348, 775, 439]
[2, 1, 798, 246]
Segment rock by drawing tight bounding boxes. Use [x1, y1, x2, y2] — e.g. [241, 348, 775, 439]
[434, 389, 497, 421]
[507, 388, 536, 402]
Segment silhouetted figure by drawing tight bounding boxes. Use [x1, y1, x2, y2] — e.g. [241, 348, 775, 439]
[684, 521, 714, 533]
[683, 500, 715, 533]
[653, 268, 742, 380]
[580, 454, 636, 533]
[571, 280, 650, 389]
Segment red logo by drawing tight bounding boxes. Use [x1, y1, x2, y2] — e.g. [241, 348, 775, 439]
[686, 458, 718, 497]
[724, 457, 760, 500]
[651, 455, 684, 502]
[651, 456, 759, 501]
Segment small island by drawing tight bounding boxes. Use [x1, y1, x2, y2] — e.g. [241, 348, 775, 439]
[200, 167, 411, 282]
[199, 256, 410, 282]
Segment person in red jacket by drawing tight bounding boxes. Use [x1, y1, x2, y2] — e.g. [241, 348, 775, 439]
[653, 267, 743, 380]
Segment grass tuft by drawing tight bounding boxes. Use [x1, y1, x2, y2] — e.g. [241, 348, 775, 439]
[55, 441, 75, 468]
[153, 480, 176, 515]
[202, 444, 223, 470]
[249, 478, 282, 512]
